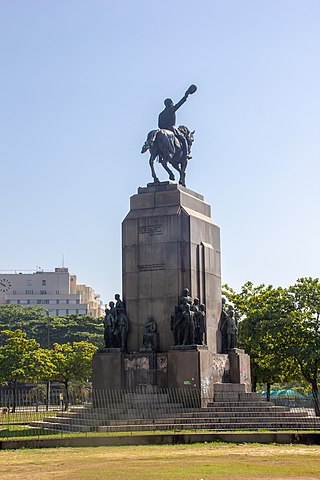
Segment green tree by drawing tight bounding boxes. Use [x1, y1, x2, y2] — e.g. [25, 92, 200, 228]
[224, 278, 320, 415]
[0, 305, 48, 345]
[223, 282, 298, 399]
[0, 305, 104, 348]
[48, 314, 104, 347]
[0, 330, 55, 412]
[51, 341, 96, 410]
[285, 278, 320, 415]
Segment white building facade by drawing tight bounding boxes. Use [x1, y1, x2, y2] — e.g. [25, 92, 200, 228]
[0, 267, 103, 318]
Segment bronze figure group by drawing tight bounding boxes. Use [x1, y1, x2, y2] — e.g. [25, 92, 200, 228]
[170, 288, 206, 346]
[103, 294, 129, 350]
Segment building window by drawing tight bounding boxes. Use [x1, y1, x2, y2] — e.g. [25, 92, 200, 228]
[76, 299, 80, 304]
[26, 290, 33, 295]
[56, 290, 59, 295]
[42, 280, 47, 286]
[37, 300, 42, 304]
[66, 299, 69, 304]
[40, 290, 46, 295]
[12, 290, 16, 295]
[27, 280, 32, 287]
[6, 300, 10, 304]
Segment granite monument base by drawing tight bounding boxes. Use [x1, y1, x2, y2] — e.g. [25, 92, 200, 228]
[92, 347, 248, 405]
[92, 351, 123, 390]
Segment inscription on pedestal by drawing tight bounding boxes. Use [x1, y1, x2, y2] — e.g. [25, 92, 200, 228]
[138, 263, 166, 272]
[138, 224, 163, 236]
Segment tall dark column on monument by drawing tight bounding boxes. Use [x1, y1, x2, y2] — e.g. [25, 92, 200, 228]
[122, 182, 222, 354]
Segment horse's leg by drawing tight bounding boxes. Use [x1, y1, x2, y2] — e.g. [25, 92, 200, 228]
[169, 160, 181, 175]
[149, 154, 160, 183]
[157, 132, 176, 181]
[161, 156, 175, 181]
[179, 158, 187, 187]
[170, 151, 185, 186]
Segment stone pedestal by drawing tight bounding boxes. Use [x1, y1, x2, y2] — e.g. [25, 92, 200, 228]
[228, 348, 251, 391]
[122, 182, 221, 353]
[92, 352, 122, 390]
[167, 348, 228, 402]
[93, 182, 251, 398]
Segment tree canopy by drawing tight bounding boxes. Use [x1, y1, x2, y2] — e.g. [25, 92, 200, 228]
[0, 305, 104, 348]
[51, 341, 96, 409]
[0, 329, 55, 411]
[224, 277, 320, 414]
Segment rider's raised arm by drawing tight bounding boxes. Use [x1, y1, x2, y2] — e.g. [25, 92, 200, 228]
[173, 94, 188, 112]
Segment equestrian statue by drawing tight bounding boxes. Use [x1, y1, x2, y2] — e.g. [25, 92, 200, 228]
[141, 85, 197, 187]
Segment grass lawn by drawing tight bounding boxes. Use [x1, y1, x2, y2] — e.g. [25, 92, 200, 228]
[0, 443, 320, 480]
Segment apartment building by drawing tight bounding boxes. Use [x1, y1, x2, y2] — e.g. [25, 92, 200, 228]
[0, 267, 103, 318]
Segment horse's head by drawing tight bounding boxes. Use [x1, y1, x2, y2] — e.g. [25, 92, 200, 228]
[178, 125, 195, 149]
[141, 130, 158, 154]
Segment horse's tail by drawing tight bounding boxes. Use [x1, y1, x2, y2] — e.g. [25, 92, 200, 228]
[141, 130, 158, 154]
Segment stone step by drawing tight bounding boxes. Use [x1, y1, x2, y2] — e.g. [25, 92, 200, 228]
[207, 401, 282, 405]
[98, 419, 320, 432]
[71, 402, 288, 413]
[210, 396, 264, 403]
[123, 393, 171, 401]
[107, 414, 317, 426]
[31, 417, 320, 434]
[30, 421, 94, 432]
[40, 416, 102, 426]
[48, 405, 302, 423]
[36, 409, 317, 429]
[176, 406, 292, 414]
[38, 411, 306, 427]
[203, 403, 289, 409]
[28, 393, 320, 433]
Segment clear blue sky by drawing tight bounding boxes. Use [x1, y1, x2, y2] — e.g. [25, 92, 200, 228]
[1, 0, 319, 304]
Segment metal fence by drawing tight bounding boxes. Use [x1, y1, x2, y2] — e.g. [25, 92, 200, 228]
[1, 387, 320, 440]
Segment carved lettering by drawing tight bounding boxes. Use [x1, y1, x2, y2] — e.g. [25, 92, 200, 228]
[138, 224, 163, 236]
[138, 263, 166, 272]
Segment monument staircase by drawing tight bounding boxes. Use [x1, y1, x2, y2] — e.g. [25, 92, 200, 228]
[30, 385, 320, 433]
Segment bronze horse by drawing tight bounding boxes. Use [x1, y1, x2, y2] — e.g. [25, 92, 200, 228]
[141, 126, 195, 187]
